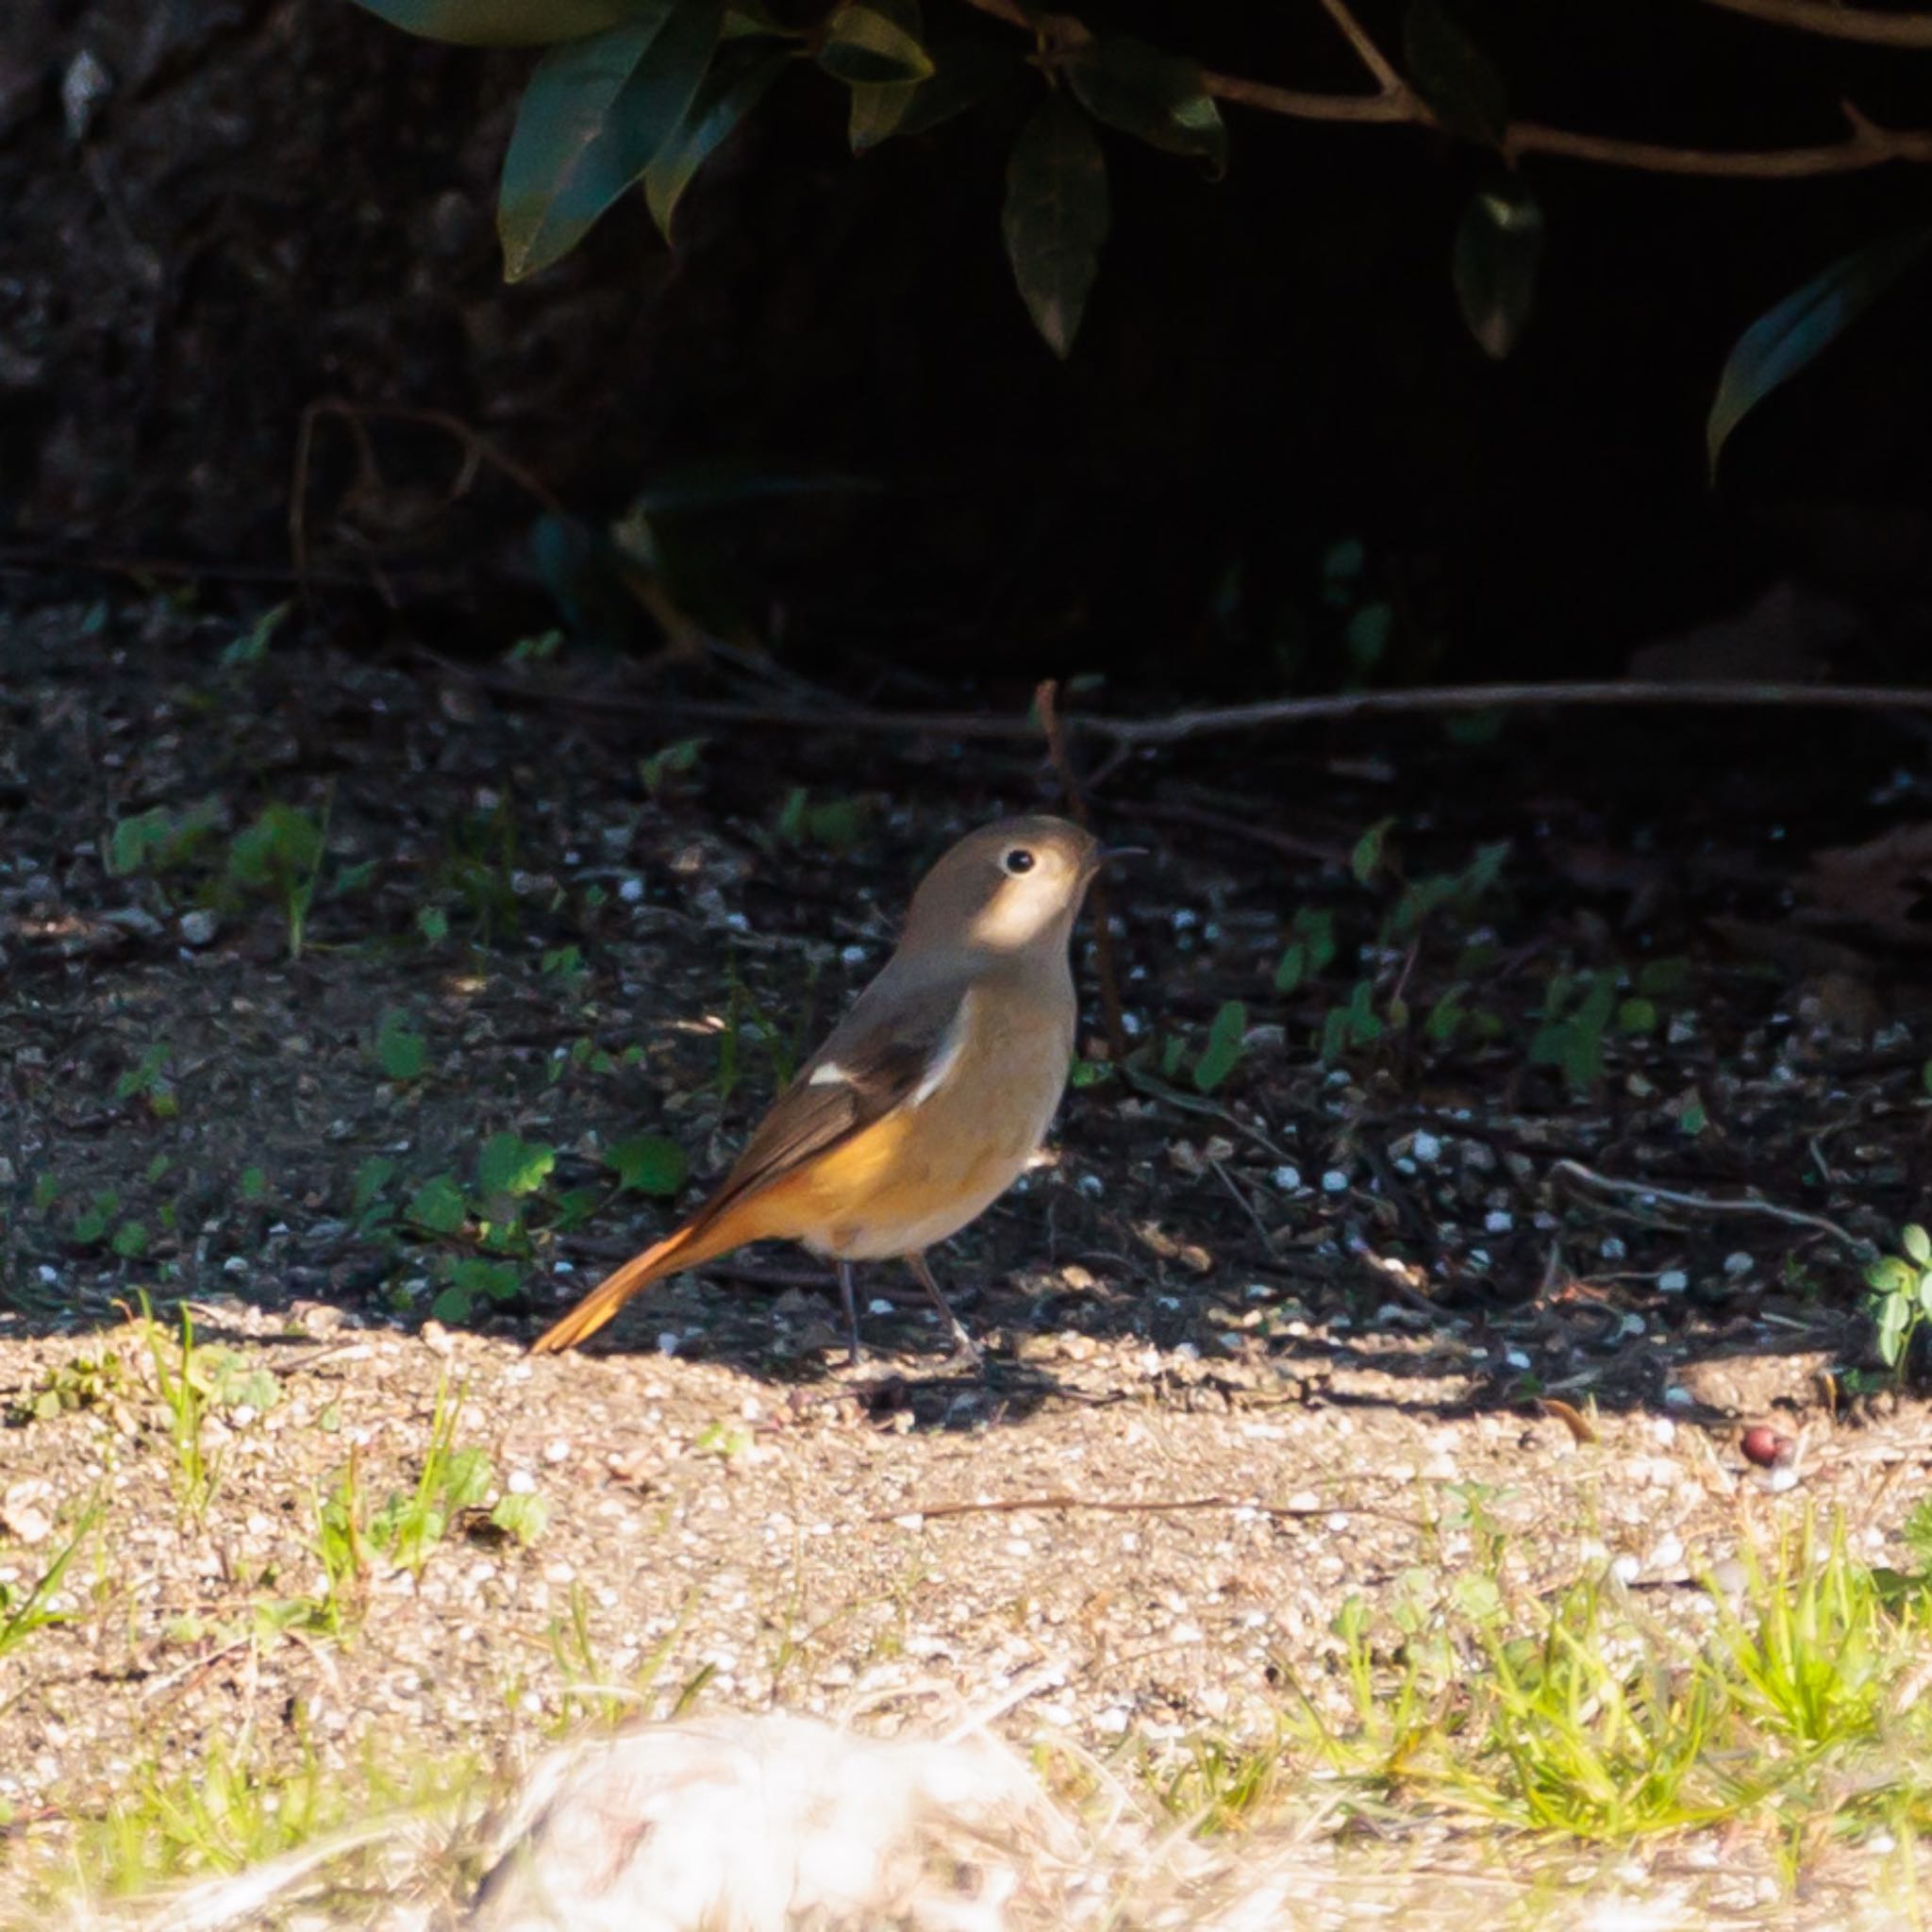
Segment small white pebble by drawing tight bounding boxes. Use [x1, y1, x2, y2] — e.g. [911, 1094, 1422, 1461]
[656, 1331, 679, 1356]
[1272, 1164, 1303, 1191]
[1609, 1554, 1641, 1585]
[37, 1265, 57, 1286]
[223, 1256, 247, 1276]
[542, 1439, 570, 1464]
[1484, 1209, 1513, 1234]
[507, 1470, 537, 1494]
[1503, 1348, 1530, 1371]
[1723, 1251, 1753, 1276]
[1077, 1174, 1105, 1198]
[1657, 1269, 1689, 1293]
[1094, 1707, 1130, 1736]
[867, 1298, 894, 1318]
[618, 877, 644, 904]
[1664, 1386, 1693, 1407]
[1600, 1235, 1627, 1261]
[840, 944, 868, 966]
[1321, 1170, 1349, 1195]
[1120, 1011, 1144, 1037]
[1411, 1131, 1442, 1165]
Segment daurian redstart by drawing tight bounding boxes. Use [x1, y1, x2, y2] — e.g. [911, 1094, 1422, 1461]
[530, 815, 1117, 1360]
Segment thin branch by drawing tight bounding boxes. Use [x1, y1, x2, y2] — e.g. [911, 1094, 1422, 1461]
[1700, 0, 1932, 48]
[484, 675, 1932, 747]
[1549, 1159, 1873, 1257]
[953, 0, 1932, 176]
[1035, 677, 1132, 1065]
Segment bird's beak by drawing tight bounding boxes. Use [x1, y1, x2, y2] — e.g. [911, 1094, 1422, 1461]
[1084, 843, 1145, 880]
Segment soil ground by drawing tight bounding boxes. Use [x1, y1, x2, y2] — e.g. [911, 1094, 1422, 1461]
[3, 597, 1931, 1925]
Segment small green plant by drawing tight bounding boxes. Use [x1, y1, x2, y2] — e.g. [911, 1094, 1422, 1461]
[220, 600, 291, 668]
[373, 1008, 429, 1081]
[360, 1377, 546, 1575]
[139, 1296, 216, 1518]
[1191, 999, 1248, 1094]
[1866, 1224, 1932, 1381]
[105, 799, 222, 878]
[225, 798, 329, 959]
[773, 787, 869, 851]
[607, 1134, 688, 1196]
[114, 1041, 179, 1119]
[0, 1494, 104, 1661]
[13, 1350, 127, 1424]
[639, 736, 707, 798]
[68, 1188, 150, 1259]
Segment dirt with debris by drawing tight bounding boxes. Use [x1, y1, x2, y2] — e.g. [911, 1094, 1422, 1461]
[2, 598, 1931, 1924]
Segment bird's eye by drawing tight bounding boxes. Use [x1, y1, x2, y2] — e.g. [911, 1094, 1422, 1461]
[1003, 847, 1036, 875]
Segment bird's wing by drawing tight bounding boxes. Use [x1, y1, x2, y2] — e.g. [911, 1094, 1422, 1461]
[704, 973, 973, 1213]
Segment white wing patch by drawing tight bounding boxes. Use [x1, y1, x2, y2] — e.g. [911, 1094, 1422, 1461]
[808, 1061, 849, 1088]
[911, 992, 973, 1106]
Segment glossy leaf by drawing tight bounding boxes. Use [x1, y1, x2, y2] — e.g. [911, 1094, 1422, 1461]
[499, 3, 722, 281]
[1002, 92, 1109, 359]
[1065, 36, 1225, 175]
[644, 41, 789, 238]
[844, 0, 922, 150]
[852, 37, 1016, 152]
[1707, 227, 1931, 476]
[817, 4, 934, 87]
[1403, 0, 1507, 147]
[1453, 181, 1542, 359]
[352, 0, 645, 46]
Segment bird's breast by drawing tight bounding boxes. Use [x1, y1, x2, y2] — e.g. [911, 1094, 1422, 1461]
[766, 979, 1074, 1261]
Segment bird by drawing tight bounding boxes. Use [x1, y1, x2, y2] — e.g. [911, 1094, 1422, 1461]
[529, 814, 1124, 1362]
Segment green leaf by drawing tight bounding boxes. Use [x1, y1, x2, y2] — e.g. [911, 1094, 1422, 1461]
[430, 1285, 474, 1324]
[1403, 0, 1507, 146]
[240, 1166, 269, 1202]
[1453, 181, 1542, 359]
[644, 42, 789, 239]
[1918, 1271, 1932, 1320]
[1002, 92, 1108, 359]
[850, 35, 1008, 151]
[491, 1491, 551, 1543]
[840, 0, 920, 149]
[1192, 999, 1248, 1094]
[1617, 997, 1657, 1036]
[375, 1011, 428, 1082]
[352, 0, 643, 44]
[418, 906, 449, 945]
[1707, 227, 1931, 477]
[1350, 816, 1394, 888]
[352, 1156, 397, 1217]
[110, 1222, 148, 1260]
[608, 1134, 689, 1195]
[816, 3, 934, 86]
[407, 1174, 468, 1237]
[226, 804, 324, 888]
[1293, 908, 1338, 975]
[476, 1133, 558, 1199]
[1905, 1224, 1931, 1267]
[500, 4, 724, 281]
[1273, 941, 1306, 995]
[1064, 36, 1225, 175]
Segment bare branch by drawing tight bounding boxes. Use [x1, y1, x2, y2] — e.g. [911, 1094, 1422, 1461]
[1700, 0, 1932, 48]
[952, 0, 1932, 177]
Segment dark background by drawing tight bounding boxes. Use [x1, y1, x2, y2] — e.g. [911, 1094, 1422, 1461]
[5, 0, 1931, 691]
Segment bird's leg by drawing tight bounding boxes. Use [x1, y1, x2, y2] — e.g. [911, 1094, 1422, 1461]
[836, 1258, 863, 1366]
[907, 1251, 982, 1363]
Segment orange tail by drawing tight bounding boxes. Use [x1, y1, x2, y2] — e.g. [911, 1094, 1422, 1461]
[528, 1206, 746, 1355]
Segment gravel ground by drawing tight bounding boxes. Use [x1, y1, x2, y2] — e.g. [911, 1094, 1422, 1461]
[4, 598, 1931, 1924]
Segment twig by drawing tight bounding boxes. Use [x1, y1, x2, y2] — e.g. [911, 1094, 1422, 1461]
[1035, 678, 1131, 1065]
[1129, 798, 1351, 867]
[1700, 0, 1932, 48]
[874, 1489, 1425, 1529]
[1550, 1159, 1873, 1256]
[478, 675, 1932, 746]
[954, 0, 1932, 176]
